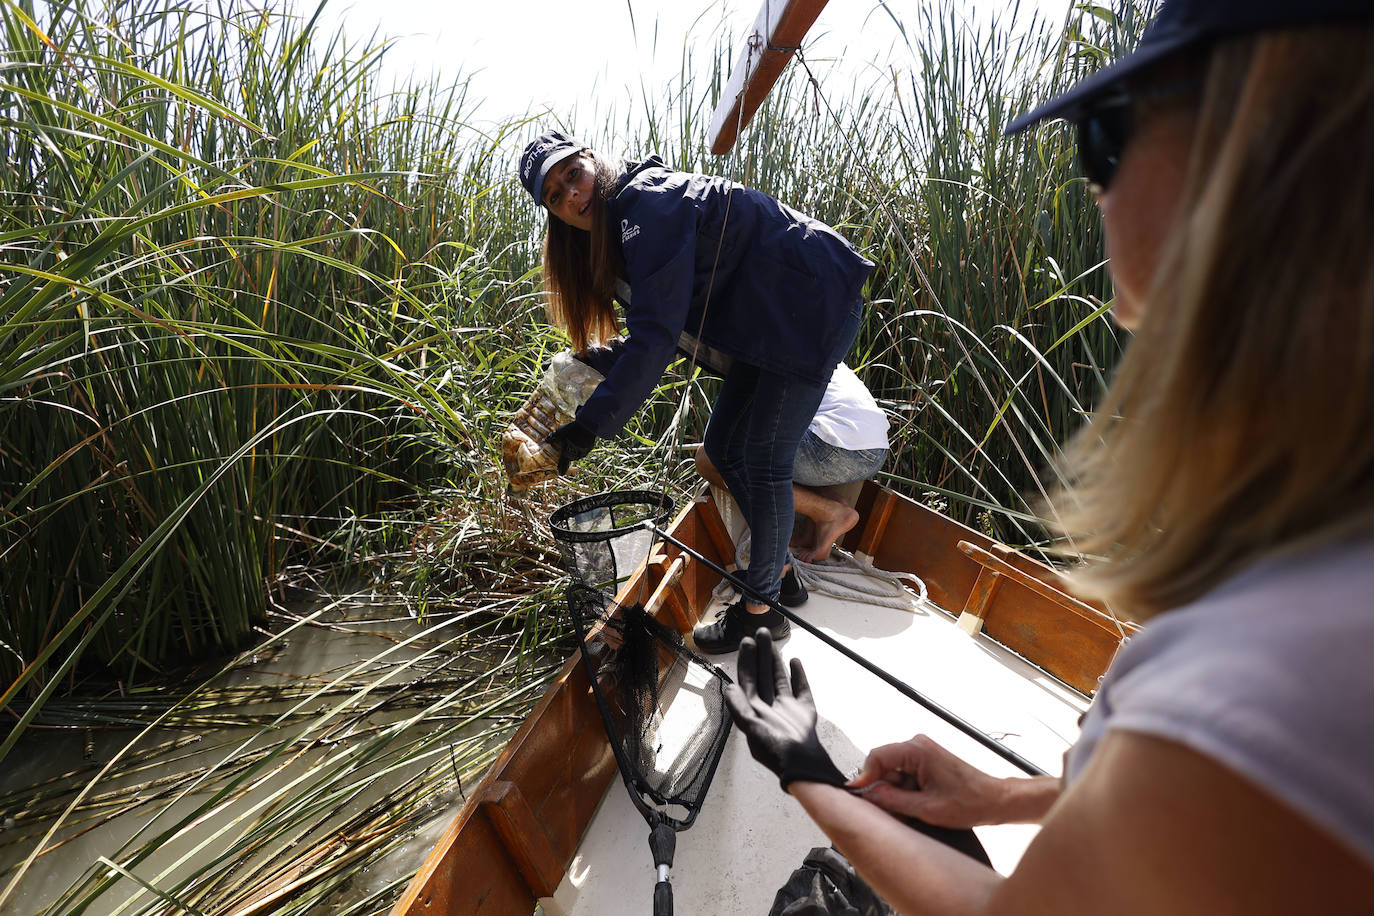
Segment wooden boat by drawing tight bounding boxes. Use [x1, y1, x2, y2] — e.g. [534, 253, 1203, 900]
[393, 4, 1138, 911]
[392, 482, 1134, 915]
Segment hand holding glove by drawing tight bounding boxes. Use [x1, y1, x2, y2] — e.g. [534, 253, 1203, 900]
[724, 627, 847, 791]
[546, 420, 596, 474]
[846, 734, 1006, 827]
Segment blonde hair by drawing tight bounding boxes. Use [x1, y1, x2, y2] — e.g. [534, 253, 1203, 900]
[1050, 27, 1374, 619]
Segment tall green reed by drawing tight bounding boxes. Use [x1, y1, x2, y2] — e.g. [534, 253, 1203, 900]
[866, 1, 1157, 544]
[0, 0, 551, 723]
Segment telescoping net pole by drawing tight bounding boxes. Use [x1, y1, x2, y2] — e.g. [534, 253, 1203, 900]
[641, 520, 1050, 778]
[551, 492, 734, 916]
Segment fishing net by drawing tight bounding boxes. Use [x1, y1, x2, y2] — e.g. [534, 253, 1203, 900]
[549, 489, 675, 592]
[552, 490, 732, 915]
[566, 585, 732, 830]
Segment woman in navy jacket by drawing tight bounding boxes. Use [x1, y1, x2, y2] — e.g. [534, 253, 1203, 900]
[519, 130, 873, 654]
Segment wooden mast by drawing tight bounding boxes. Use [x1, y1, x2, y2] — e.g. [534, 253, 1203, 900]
[707, 0, 830, 155]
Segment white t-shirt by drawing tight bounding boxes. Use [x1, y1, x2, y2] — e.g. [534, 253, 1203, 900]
[810, 363, 889, 452]
[1067, 536, 1374, 867]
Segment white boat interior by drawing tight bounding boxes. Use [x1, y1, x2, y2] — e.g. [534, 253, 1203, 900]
[544, 578, 1090, 916]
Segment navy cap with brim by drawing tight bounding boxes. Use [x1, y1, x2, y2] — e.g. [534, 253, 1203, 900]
[530, 144, 583, 207]
[1005, 31, 1198, 134]
[1005, 0, 1374, 135]
[520, 130, 588, 208]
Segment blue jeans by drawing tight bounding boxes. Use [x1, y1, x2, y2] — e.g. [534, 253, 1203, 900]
[704, 363, 827, 604]
[792, 433, 888, 487]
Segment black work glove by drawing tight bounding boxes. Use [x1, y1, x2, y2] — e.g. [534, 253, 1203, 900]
[573, 338, 625, 376]
[724, 627, 847, 791]
[546, 420, 596, 474]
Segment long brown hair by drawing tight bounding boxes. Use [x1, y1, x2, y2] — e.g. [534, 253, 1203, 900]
[542, 151, 624, 351]
[1049, 27, 1374, 619]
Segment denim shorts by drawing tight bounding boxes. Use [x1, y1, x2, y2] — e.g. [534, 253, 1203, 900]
[792, 432, 888, 488]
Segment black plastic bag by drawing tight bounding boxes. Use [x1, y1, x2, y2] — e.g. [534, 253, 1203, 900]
[770, 820, 990, 915]
[769, 846, 894, 916]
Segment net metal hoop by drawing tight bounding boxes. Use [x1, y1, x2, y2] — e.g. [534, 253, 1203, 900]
[548, 489, 675, 544]
[549, 490, 676, 596]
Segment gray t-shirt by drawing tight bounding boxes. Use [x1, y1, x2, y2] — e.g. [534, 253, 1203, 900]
[1067, 537, 1374, 867]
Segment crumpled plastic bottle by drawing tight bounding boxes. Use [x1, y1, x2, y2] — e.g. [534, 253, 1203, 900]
[501, 351, 606, 494]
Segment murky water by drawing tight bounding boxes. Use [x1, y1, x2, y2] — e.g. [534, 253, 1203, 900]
[0, 590, 562, 915]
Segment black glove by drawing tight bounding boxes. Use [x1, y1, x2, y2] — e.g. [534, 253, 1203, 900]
[573, 338, 626, 377]
[723, 627, 847, 791]
[546, 420, 596, 474]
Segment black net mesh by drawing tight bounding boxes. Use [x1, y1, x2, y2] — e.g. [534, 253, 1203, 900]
[548, 490, 675, 592]
[566, 584, 732, 831]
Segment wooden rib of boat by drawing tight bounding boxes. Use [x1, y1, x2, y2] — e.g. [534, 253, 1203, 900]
[392, 483, 1133, 916]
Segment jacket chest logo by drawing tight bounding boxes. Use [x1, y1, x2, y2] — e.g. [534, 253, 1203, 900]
[620, 219, 641, 243]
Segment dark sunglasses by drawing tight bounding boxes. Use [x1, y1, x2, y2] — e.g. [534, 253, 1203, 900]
[1075, 93, 1133, 192]
[1073, 79, 1200, 192]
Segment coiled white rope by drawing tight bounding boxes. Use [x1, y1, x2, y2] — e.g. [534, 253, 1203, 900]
[711, 528, 927, 612]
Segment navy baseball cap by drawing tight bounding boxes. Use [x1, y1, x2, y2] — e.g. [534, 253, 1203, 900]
[1007, 0, 1374, 134]
[520, 130, 587, 207]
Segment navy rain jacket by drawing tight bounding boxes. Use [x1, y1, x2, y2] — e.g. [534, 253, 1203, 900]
[574, 156, 875, 440]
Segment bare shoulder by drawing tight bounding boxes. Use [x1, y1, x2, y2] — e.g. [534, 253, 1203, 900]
[988, 730, 1374, 915]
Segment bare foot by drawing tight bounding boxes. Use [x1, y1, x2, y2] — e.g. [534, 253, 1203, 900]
[796, 500, 859, 563]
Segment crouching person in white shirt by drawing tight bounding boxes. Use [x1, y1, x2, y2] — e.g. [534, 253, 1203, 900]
[694, 361, 889, 574]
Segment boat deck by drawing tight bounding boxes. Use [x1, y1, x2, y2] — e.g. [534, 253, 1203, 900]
[547, 583, 1089, 915]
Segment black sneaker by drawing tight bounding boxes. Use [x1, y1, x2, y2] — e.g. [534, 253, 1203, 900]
[779, 567, 808, 607]
[692, 601, 790, 655]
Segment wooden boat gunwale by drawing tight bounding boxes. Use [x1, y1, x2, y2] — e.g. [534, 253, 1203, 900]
[391, 482, 1129, 916]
